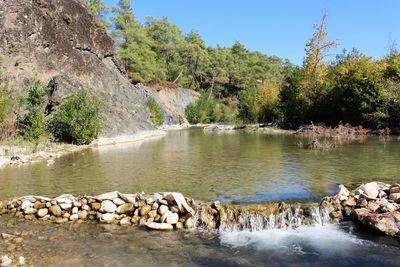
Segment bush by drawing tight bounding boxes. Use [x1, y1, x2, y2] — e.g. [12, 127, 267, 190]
[185, 94, 237, 124]
[19, 80, 49, 145]
[147, 98, 164, 126]
[49, 90, 102, 145]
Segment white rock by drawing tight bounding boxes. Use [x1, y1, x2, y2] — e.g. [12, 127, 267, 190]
[93, 191, 119, 201]
[21, 200, 33, 210]
[158, 205, 169, 216]
[18, 256, 25, 266]
[146, 222, 173, 230]
[100, 213, 116, 223]
[73, 201, 82, 208]
[100, 200, 117, 213]
[161, 210, 173, 223]
[119, 217, 131, 226]
[82, 204, 90, 211]
[166, 212, 179, 224]
[24, 207, 37, 215]
[360, 182, 379, 199]
[337, 184, 350, 201]
[389, 193, 400, 202]
[184, 217, 195, 228]
[117, 192, 136, 204]
[59, 203, 72, 210]
[153, 193, 163, 201]
[37, 208, 48, 217]
[0, 255, 12, 267]
[69, 214, 79, 221]
[72, 207, 78, 214]
[54, 195, 74, 204]
[112, 198, 125, 206]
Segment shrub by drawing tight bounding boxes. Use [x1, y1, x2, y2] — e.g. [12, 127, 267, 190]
[19, 80, 49, 145]
[50, 90, 102, 145]
[185, 94, 237, 124]
[147, 97, 164, 126]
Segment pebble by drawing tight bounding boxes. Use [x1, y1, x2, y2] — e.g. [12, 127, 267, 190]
[37, 208, 49, 217]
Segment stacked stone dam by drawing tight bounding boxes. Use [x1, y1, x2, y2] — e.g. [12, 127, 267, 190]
[0, 182, 399, 237]
[322, 182, 400, 237]
[0, 191, 331, 232]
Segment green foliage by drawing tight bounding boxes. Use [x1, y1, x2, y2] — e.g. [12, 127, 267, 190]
[147, 98, 164, 126]
[19, 80, 49, 145]
[49, 90, 103, 145]
[185, 94, 237, 124]
[0, 82, 12, 138]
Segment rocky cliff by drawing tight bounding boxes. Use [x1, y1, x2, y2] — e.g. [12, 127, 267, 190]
[0, 0, 155, 138]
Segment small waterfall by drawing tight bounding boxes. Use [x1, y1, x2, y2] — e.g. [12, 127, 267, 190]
[198, 202, 331, 232]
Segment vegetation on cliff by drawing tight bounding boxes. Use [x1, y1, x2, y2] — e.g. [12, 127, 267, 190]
[146, 98, 164, 126]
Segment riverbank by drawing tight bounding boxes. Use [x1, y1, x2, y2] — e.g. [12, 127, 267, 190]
[0, 130, 168, 170]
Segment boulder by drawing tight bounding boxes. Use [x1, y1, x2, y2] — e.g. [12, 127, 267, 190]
[117, 192, 137, 204]
[163, 192, 195, 215]
[337, 185, 350, 201]
[78, 210, 88, 220]
[21, 200, 33, 210]
[158, 205, 169, 216]
[0, 255, 12, 267]
[112, 198, 125, 206]
[389, 193, 400, 203]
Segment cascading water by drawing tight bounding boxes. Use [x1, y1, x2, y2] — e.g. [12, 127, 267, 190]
[195, 202, 331, 232]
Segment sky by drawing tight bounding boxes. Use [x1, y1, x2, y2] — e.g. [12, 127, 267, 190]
[104, 0, 400, 65]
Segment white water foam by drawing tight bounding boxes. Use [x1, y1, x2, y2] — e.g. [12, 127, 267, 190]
[219, 224, 376, 256]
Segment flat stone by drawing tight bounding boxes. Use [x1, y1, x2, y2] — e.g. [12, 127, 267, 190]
[390, 185, 400, 194]
[59, 203, 72, 210]
[113, 198, 125, 206]
[37, 208, 48, 217]
[117, 192, 136, 204]
[93, 191, 119, 201]
[163, 192, 195, 215]
[166, 212, 179, 224]
[146, 222, 173, 230]
[381, 202, 399, 213]
[24, 207, 37, 215]
[49, 205, 62, 216]
[361, 182, 379, 199]
[100, 200, 117, 213]
[116, 203, 134, 214]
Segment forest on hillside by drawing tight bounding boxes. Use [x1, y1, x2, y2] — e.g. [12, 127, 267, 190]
[86, 0, 400, 129]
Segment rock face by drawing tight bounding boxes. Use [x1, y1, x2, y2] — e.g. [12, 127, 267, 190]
[0, 0, 154, 137]
[143, 85, 199, 125]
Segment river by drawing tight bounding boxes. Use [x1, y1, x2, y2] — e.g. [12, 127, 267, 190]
[0, 129, 400, 266]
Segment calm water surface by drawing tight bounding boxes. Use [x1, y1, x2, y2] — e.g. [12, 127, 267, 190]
[0, 129, 399, 201]
[1, 129, 400, 266]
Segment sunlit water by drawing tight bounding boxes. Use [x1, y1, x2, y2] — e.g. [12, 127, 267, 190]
[0, 129, 399, 201]
[1, 129, 400, 266]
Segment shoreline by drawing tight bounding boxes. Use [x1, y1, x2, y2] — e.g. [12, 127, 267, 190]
[0, 129, 168, 170]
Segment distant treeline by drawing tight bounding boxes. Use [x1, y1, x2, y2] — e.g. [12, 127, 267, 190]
[86, 1, 400, 129]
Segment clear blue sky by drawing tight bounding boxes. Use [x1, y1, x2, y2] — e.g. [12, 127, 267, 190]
[104, 0, 400, 65]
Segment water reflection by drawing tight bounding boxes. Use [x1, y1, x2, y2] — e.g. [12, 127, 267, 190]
[0, 129, 399, 201]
